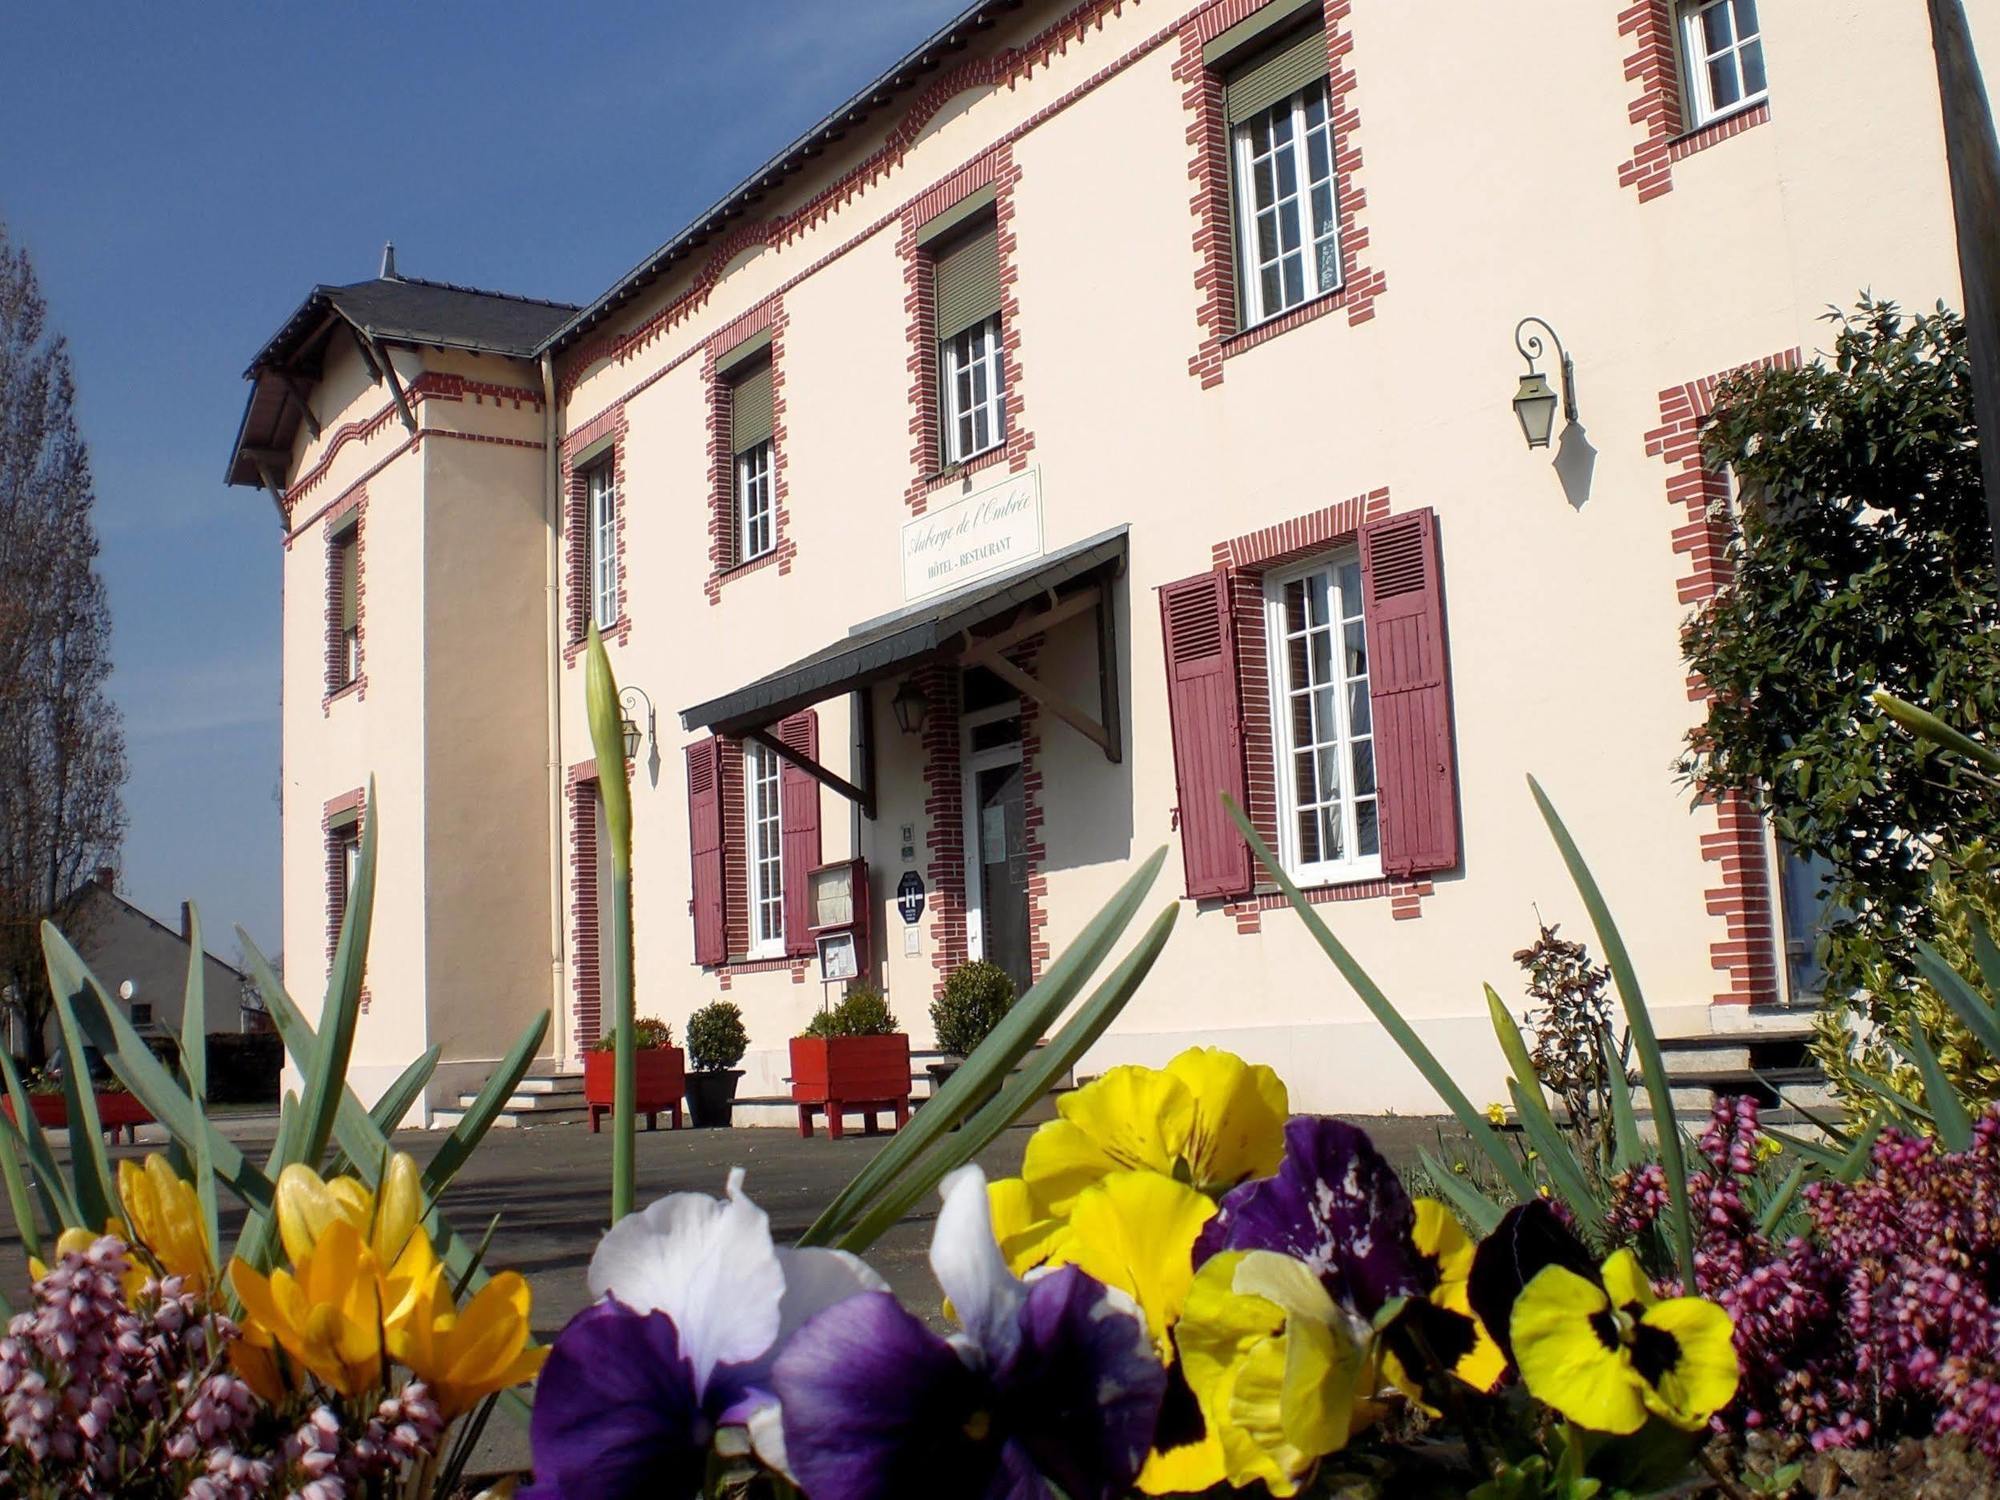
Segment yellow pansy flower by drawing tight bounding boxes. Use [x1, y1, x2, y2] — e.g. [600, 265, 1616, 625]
[1020, 1048, 1287, 1220]
[1410, 1199, 1505, 1393]
[1177, 1249, 1368, 1497]
[1511, 1249, 1738, 1435]
[119, 1156, 212, 1290]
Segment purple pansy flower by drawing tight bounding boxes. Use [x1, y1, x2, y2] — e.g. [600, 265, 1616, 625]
[525, 1169, 884, 1499]
[1194, 1115, 1430, 1316]
[772, 1165, 1167, 1500]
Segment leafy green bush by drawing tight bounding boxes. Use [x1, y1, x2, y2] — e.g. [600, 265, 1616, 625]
[685, 1001, 747, 1073]
[589, 1016, 673, 1053]
[930, 960, 1016, 1057]
[800, 985, 899, 1039]
[1814, 842, 2000, 1125]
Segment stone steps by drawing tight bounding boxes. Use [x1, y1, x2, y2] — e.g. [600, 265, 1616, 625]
[431, 1069, 587, 1131]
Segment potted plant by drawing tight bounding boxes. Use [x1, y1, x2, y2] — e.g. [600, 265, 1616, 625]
[926, 960, 1018, 1096]
[4, 1066, 155, 1143]
[583, 1016, 686, 1133]
[684, 1001, 749, 1128]
[789, 986, 911, 1139]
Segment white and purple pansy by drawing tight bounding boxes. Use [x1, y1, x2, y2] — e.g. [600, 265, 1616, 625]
[771, 1165, 1168, 1500]
[1193, 1115, 1432, 1318]
[524, 1168, 884, 1499]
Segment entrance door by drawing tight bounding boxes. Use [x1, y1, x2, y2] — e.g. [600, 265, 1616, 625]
[962, 684, 1032, 995]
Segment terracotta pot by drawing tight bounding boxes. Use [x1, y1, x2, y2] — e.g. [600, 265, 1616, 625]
[685, 1069, 743, 1128]
[583, 1045, 686, 1132]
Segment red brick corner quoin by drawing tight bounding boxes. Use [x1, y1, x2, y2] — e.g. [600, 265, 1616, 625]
[1648, 349, 1801, 1006]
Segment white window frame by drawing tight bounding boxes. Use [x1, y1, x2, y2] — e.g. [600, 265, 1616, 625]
[746, 741, 785, 958]
[1678, 0, 1767, 130]
[1264, 552, 1381, 887]
[1233, 79, 1343, 330]
[587, 460, 619, 630]
[735, 439, 774, 564]
[939, 313, 1006, 466]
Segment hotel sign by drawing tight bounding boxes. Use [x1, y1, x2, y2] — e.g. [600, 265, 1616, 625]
[901, 468, 1044, 601]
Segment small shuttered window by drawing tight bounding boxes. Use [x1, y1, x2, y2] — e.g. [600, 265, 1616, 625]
[934, 216, 1006, 466]
[1224, 26, 1328, 124]
[730, 357, 776, 563]
[1225, 23, 1340, 328]
[328, 524, 359, 694]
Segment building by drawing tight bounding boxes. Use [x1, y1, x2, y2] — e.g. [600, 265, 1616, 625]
[229, 0, 1987, 1123]
[9, 869, 253, 1058]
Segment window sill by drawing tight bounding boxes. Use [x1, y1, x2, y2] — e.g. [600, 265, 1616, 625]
[323, 681, 361, 707]
[1221, 286, 1349, 360]
[1667, 98, 1770, 161]
[925, 445, 1009, 490]
[714, 549, 782, 584]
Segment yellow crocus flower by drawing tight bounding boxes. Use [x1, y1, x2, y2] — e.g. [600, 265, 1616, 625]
[1177, 1249, 1368, 1498]
[389, 1257, 548, 1419]
[118, 1156, 212, 1291]
[276, 1151, 423, 1269]
[231, 1218, 389, 1398]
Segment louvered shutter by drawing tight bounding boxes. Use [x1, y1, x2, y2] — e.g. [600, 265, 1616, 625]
[1359, 508, 1460, 878]
[778, 711, 822, 957]
[934, 221, 1001, 340]
[731, 359, 773, 453]
[1225, 27, 1328, 124]
[686, 738, 726, 966]
[1159, 570, 1252, 900]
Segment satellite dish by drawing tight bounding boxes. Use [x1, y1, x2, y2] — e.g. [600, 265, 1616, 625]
[118, 980, 137, 1002]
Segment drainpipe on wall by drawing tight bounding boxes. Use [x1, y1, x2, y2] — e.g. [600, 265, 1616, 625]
[540, 352, 566, 1065]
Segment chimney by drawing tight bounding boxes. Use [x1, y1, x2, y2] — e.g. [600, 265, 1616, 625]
[95, 866, 115, 891]
[380, 241, 399, 280]
[180, 901, 193, 942]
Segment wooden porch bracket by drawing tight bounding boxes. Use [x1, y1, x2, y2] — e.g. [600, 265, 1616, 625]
[958, 582, 1123, 763]
[748, 727, 878, 821]
[347, 325, 417, 433]
[282, 375, 323, 440]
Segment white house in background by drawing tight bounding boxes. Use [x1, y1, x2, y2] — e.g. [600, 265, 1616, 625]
[9, 868, 255, 1059]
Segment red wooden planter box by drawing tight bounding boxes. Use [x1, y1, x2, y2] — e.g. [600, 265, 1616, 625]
[789, 1034, 911, 1139]
[584, 1046, 686, 1133]
[5, 1091, 153, 1140]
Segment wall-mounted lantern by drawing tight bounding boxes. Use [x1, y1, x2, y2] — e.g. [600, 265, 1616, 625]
[890, 678, 931, 736]
[618, 685, 656, 762]
[1512, 316, 1578, 450]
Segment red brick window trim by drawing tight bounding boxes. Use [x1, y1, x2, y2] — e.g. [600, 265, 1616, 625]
[1177, 0, 1385, 390]
[1207, 488, 1433, 924]
[562, 406, 631, 667]
[705, 301, 797, 603]
[1617, 1, 1771, 202]
[1647, 349, 1802, 1005]
[323, 788, 369, 1012]
[899, 146, 1035, 515]
[322, 489, 367, 711]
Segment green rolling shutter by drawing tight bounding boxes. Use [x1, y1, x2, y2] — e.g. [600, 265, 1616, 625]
[731, 359, 773, 453]
[934, 220, 1001, 340]
[336, 531, 358, 633]
[1225, 27, 1327, 124]
[915, 185, 997, 249]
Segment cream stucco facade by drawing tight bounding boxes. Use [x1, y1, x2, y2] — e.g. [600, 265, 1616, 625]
[235, 0, 1996, 1124]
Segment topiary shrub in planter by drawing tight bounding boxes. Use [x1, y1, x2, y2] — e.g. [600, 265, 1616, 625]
[926, 960, 1017, 1100]
[684, 1001, 749, 1128]
[790, 985, 909, 1139]
[584, 1016, 684, 1133]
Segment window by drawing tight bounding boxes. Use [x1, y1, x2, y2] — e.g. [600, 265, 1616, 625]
[1265, 554, 1378, 883]
[746, 740, 784, 956]
[328, 815, 361, 949]
[1679, 0, 1766, 128]
[730, 357, 775, 564]
[940, 314, 1005, 465]
[1777, 842, 1838, 1002]
[586, 460, 619, 629]
[932, 218, 1004, 466]
[329, 524, 358, 693]
[1224, 26, 1339, 329]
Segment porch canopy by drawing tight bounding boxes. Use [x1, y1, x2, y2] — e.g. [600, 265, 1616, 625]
[679, 526, 1128, 818]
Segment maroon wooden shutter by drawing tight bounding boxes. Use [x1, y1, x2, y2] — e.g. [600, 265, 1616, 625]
[1360, 507, 1460, 878]
[686, 738, 726, 966]
[779, 711, 822, 957]
[1159, 570, 1252, 900]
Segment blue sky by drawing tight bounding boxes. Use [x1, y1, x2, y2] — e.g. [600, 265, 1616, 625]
[0, 0, 965, 965]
